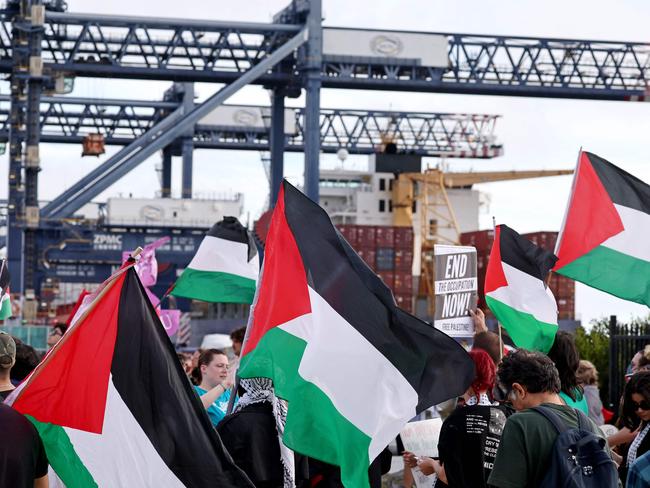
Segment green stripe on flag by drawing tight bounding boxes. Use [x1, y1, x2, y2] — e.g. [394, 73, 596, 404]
[556, 245, 650, 307]
[27, 416, 98, 488]
[239, 327, 373, 488]
[485, 296, 558, 353]
[172, 269, 256, 303]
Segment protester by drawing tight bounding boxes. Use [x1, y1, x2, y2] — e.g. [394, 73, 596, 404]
[547, 330, 588, 414]
[577, 359, 605, 425]
[177, 352, 193, 376]
[193, 348, 234, 426]
[230, 326, 246, 357]
[470, 308, 502, 366]
[620, 372, 650, 481]
[10, 338, 41, 384]
[217, 377, 308, 487]
[636, 346, 650, 373]
[0, 331, 16, 400]
[47, 323, 67, 350]
[228, 326, 246, 384]
[0, 403, 48, 488]
[488, 349, 618, 488]
[628, 350, 645, 375]
[189, 349, 202, 385]
[626, 449, 650, 487]
[404, 349, 511, 487]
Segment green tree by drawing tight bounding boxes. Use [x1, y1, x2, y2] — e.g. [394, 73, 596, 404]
[574, 319, 611, 403]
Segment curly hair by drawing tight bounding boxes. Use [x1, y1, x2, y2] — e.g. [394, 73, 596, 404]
[622, 371, 650, 430]
[576, 360, 598, 386]
[497, 349, 561, 395]
[547, 331, 581, 401]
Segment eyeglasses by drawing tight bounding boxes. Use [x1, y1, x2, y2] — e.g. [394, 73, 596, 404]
[633, 400, 650, 411]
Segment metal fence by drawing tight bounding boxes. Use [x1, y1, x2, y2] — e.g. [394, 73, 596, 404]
[608, 316, 650, 408]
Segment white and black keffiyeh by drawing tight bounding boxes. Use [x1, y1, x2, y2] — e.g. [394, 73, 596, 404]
[628, 423, 650, 467]
[235, 378, 294, 487]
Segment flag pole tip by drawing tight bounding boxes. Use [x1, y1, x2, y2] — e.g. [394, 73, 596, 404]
[131, 247, 144, 259]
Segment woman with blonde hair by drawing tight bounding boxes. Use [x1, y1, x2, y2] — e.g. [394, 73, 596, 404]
[577, 359, 604, 425]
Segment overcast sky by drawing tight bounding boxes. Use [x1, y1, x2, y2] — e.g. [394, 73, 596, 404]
[2, 0, 650, 324]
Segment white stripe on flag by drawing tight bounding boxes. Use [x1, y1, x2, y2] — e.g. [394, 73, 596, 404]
[601, 204, 650, 262]
[486, 262, 558, 325]
[279, 287, 418, 460]
[64, 377, 185, 487]
[188, 236, 259, 280]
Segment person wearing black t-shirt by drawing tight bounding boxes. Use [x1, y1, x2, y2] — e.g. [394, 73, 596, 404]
[404, 349, 512, 487]
[0, 331, 16, 400]
[0, 403, 49, 488]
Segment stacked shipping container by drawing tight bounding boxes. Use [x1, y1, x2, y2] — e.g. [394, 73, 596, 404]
[460, 230, 575, 320]
[337, 225, 414, 313]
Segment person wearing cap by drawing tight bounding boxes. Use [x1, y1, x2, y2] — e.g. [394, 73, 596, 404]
[0, 330, 16, 400]
[0, 331, 49, 488]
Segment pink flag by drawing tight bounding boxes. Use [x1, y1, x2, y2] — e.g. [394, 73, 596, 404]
[122, 236, 170, 287]
[159, 309, 181, 337]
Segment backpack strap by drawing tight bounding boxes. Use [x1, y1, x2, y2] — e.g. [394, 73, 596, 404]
[574, 408, 588, 431]
[530, 405, 570, 434]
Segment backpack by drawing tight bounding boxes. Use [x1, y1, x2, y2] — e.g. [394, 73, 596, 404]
[531, 405, 618, 488]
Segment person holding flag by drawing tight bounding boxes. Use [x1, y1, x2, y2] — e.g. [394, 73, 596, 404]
[236, 180, 475, 488]
[4, 256, 254, 487]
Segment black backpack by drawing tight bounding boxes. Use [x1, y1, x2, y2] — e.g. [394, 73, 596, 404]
[531, 405, 618, 488]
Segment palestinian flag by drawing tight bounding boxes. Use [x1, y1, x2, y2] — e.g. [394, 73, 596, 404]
[172, 217, 259, 303]
[485, 225, 558, 353]
[0, 287, 12, 320]
[5, 264, 253, 488]
[554, 151, 650, 306]
[238, 180, 474, 488]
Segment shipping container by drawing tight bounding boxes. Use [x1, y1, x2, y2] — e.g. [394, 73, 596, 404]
[377, 271, 395, 289]
[459, 230, 494, 250]
[376, 226, 395, 247]
[394, 249, 413, 271]
[394, 271, 413, 294]
[376, 248, 395, 271]
[357, 247, 376, 269]
[357, 225, 377, 248]
[337, 225, 358, 247]
[394, 227, 414, 249]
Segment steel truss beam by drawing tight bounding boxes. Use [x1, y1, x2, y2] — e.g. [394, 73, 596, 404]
[40, 28, 308, 220]
[321, 31, 650, 100]
[0, 95, 503, 158]
[0, 10, 647, 99]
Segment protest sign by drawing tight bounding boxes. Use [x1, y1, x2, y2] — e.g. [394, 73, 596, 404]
[433, 245, 478, 337]
[400, 419, 443, 488]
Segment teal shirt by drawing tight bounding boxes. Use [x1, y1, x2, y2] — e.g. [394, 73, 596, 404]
[559, 389, 589, 415]
[194, 386, 233, 426]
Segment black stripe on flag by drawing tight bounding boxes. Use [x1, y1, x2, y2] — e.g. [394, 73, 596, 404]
[111, 268, 253, 488]
[206, 216, 258, 262]
[281, 181, 474, 411]
[499, 225, 557, 281]
[586, 152, 650, 214]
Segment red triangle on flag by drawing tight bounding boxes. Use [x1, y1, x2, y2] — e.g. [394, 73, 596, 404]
[554, 152, 624, 270]
[241, 185, 311, 357]
[12, 274, 125, 434]
[484, 225, 508, 294]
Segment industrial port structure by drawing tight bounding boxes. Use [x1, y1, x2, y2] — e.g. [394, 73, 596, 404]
[2, 0, 650, 322]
